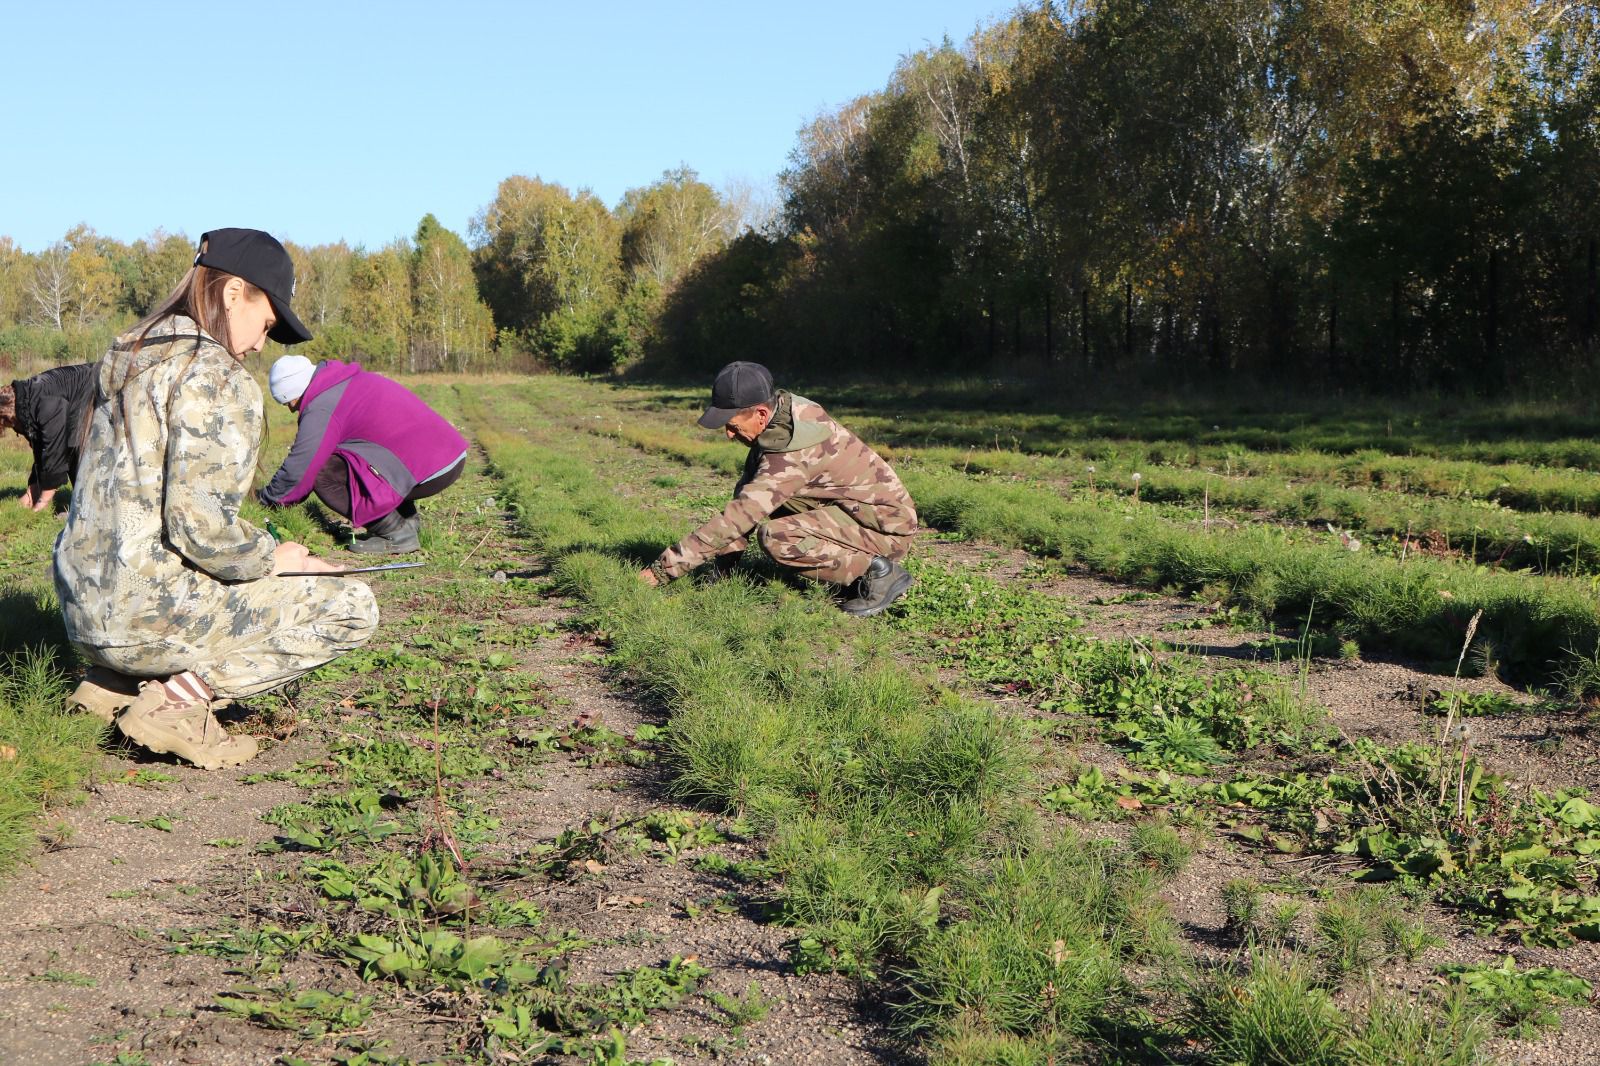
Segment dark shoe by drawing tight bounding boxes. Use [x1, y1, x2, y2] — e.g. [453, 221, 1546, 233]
[839, 557, 913, 617]
[352, 514, 421, 555]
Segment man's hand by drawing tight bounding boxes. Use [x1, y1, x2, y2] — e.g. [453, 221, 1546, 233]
[17, 486, 34, 509]
[272, 541, 341, 575]
[638, 567, 660, 588]
[30, 487, 56, 512]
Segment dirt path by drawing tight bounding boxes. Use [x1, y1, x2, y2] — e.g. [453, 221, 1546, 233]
[0, 454, 897, 1066]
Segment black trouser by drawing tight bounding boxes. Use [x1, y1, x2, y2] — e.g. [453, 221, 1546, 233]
[313, 455, 466, 532]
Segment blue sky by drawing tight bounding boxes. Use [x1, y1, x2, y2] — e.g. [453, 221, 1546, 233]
[1, 1, 1011, 252]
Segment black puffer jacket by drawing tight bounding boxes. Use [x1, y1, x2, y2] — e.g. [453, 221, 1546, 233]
[12, 362, 97, 491]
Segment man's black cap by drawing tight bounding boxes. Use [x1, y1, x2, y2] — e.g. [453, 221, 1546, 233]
[194, 228, 312, 345]
[698, 361, 775, 428]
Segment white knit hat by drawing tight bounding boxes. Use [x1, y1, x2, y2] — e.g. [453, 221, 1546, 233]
[269, 355, 316, 405]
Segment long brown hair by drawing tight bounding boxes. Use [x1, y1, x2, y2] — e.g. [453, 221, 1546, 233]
[129, 261, 262, 361]
[0, 384, 14, 432]
[106, 241, 268, 463]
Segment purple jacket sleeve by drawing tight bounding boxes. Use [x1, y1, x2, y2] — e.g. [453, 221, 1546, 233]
[258, 383, 346, 506]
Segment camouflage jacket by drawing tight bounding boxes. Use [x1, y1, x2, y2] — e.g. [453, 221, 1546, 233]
[652, 392, 917, 581]
[54, 316, 277, 648]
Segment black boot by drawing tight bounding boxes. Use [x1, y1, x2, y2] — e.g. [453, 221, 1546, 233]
[838, 557, 913, 617]
[352, 510, 421, 554]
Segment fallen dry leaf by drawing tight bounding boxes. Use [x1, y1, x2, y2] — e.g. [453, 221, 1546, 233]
[1114, 795, 1143, 810]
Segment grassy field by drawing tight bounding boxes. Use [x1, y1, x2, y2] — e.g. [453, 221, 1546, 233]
[1, 376, 1599, 1064]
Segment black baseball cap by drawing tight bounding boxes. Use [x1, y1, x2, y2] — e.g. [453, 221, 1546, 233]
[194, 228, 313, 345]
[698, 361, 775, 428]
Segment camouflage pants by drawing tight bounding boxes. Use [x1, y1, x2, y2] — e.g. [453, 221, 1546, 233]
[77, 577, 379, 700]
[755, 505, 911, 585]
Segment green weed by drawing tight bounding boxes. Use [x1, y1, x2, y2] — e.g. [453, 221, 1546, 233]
[1439, 955, 1593, 1037]
[29, 969, 96, 987]
[706, 980, 772, 1033]
[214, 982, 373, 1037]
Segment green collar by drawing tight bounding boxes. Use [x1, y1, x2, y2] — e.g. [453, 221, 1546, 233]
[755, 391, 829, 452]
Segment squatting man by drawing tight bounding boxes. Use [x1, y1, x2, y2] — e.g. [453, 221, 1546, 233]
[638, 361, 917, 616]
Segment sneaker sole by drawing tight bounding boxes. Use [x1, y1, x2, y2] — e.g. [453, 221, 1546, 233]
[116, 709, 257, 771]
[841, 572, 915, 618]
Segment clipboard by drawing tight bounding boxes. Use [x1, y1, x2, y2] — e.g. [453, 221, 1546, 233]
[279, 562, 426, 577]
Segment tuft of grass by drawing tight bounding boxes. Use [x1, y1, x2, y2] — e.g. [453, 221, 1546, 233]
[1346, 985, 1493, 1066]
[1129, 819, 1195, 878]
[1221, 879, 1264, 944]
[895, 838, 1172, 1051]
[1315, 889, 1391, 982]
[0, 646, 104, 874]
[1185, 951, 1345, 1066]
[705, 980, 771, 1033]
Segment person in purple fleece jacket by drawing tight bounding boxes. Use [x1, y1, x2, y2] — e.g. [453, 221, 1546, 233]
[257, 356, 469, 554]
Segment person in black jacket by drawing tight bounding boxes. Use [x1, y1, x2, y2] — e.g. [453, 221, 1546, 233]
[0, 362, 97, 512]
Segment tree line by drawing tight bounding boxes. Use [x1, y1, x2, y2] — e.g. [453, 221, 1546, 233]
[652, 0, 1600, 393]
[0, 166, 758, 376]
[5, 2, 1595, 393]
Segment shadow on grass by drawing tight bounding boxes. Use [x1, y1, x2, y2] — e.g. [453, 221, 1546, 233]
[303, 499, 353, 545]
[608, 536, 673, 568]
[0, 588, 71, 661]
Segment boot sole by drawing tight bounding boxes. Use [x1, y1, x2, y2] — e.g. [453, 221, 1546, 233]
[841, 572, 915, 618]
[116, 709, 256, 771]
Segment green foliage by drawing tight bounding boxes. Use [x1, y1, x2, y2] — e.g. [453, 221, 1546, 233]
[304, 851, 541, 928]
[167, 923, 326, 974]
[892, 559, 1325, 769]
[1221, 879, 1265, 944]
[895, 838, 1174, 1046]
[1427, 691, 1523, 718]
[1129, 819, 1194, 878]
[1439, 955, 1594, 1038]
[480, 957, 710, 1054]
[337, 928, 535, 989]
[214, 983, 373, 1037]
[647, 3, 1595, 392]
[261, 788, 404, 852]
[411, 214, 495, 371]
[1315, 889, 1403, 981]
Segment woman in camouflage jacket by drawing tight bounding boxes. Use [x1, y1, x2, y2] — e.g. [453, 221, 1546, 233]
[54, 229, 379, 770]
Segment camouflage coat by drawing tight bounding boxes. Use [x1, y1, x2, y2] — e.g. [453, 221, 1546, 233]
[54, 318, 285, 649]
[652, 392, 916, 581]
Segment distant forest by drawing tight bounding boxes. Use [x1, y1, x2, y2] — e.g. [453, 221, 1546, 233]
[3, 1, 1596, 392]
